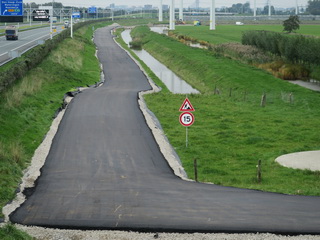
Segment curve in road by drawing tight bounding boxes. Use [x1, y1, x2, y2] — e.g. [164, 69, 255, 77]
[9, 26, 320, 235]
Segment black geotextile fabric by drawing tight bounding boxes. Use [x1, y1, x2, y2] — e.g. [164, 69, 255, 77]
[10, 26, 320, 234]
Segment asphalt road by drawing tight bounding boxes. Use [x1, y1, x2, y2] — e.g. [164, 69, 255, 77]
[10, 26, 320, 234]
[0, 26, 63, 64]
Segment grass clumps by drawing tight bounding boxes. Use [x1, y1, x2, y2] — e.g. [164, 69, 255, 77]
[0, 224, 33, 240]
[131, 25, 320, 195]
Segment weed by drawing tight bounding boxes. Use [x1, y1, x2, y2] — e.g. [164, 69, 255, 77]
[0, 224, 33, 240]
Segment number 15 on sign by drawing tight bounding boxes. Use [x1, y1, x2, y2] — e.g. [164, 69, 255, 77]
[179, 112, 195, 127]
[179, 112, 195, 148]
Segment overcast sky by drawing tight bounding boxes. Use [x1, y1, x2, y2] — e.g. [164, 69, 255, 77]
[30, 0, 310, 9]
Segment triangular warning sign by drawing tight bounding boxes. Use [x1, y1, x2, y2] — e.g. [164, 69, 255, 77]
[179, 98, 195, 112]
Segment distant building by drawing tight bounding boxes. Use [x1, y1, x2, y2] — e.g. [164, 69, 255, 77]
[110, 3, 115, 9]
[163, 5, 169, 11]
[195, 0, 199, 9]
[144, 5, 152, 10]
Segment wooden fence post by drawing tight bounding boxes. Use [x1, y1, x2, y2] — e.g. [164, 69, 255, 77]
[244, 91, 247, 102]
[260, 93, 267, 107]
[257, 160, 262, 183]
[289, 93, 294, 104]
[194, 159, 198, 182]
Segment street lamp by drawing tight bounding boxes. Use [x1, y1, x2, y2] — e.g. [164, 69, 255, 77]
[29, 1, 32, 26]
[169, 0, 175, 30]
[50, 0, 54, 39]
[210, 0, 215, 30]
[159, 0, 163, 22]
[179, 0, 183, 21]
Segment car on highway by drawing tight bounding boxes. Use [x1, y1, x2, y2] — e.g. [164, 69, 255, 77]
[5, 26, 19, 40]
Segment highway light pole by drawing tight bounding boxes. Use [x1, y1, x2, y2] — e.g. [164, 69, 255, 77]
[179, 0, 183, 21]
[253, 0, 256, 18]
[268, 0, 271, 17]
[295, 0, 299, 15]
[159, 0, 163, 22]
[29, 2, 32, 26]
[50, 0, 54, 40]
[169, 0, 175, 30]
[210, 0, 215, 30]
[71, 8, 73, 38]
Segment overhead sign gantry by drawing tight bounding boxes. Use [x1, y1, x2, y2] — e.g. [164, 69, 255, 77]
[0, 0, 23, 22]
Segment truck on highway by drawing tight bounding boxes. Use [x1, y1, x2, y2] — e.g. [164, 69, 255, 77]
[5, 26, 19, 40]
[64, 20, 69, 28]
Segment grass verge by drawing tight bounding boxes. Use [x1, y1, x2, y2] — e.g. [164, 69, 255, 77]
[0, 21, 111, 237]
[131, 26, 320, 196]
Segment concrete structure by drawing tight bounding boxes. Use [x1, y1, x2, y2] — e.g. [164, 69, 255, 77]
[159, 0, 163, 22]
[169, 0, 175, 30]
[210, 0, 215, 30]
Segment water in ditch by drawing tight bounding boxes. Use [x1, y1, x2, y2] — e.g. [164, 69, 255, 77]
[121, 29, 199, 94]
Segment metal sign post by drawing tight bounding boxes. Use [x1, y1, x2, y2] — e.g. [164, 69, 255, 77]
[179, 97, 195, 148]
[186, 127, 188, 148]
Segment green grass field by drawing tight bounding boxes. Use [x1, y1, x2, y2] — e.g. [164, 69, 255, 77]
[173, 24, 320, 44]
[130, 26, 320, 195]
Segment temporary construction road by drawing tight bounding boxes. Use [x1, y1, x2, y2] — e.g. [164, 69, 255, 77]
[10, 26, 320, 234]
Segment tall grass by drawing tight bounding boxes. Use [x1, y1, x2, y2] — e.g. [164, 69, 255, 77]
[0, 224, 32, 240]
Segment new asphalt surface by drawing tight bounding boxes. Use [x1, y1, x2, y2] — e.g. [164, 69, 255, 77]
[10, 26, 320, 234]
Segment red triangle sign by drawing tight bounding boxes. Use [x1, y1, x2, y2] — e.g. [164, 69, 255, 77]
[179, 98, 195, 112]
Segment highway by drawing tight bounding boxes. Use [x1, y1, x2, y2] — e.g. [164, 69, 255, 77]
[0, 25, 64, 65]
[9, 26, 320, 234]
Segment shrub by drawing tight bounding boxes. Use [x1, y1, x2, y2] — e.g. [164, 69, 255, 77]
[130, 39, 143, 50]
[242, 30, 320, 65]
[283, 15, 300, 33]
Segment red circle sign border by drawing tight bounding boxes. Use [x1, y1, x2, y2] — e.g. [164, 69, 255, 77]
[179, 112, 195, 127]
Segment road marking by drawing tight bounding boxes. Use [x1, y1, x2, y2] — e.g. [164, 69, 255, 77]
[114, 205, 122, 213]
[115, 214, 122, 227]
[11, 34, 50, 52]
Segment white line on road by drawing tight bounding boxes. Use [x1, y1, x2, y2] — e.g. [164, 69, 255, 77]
[11, 34, 50, 52]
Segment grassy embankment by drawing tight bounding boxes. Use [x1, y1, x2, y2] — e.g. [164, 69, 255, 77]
[171, 25, 320, 80]
[0, 21, 111, 236]
[130, 26, 320, 195]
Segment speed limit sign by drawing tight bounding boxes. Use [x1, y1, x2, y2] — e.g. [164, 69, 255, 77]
[179, 112, 195, 127]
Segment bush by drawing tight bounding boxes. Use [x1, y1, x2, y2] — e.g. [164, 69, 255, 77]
[130, 39, 143, 50]
[242, 30, 320, 65]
